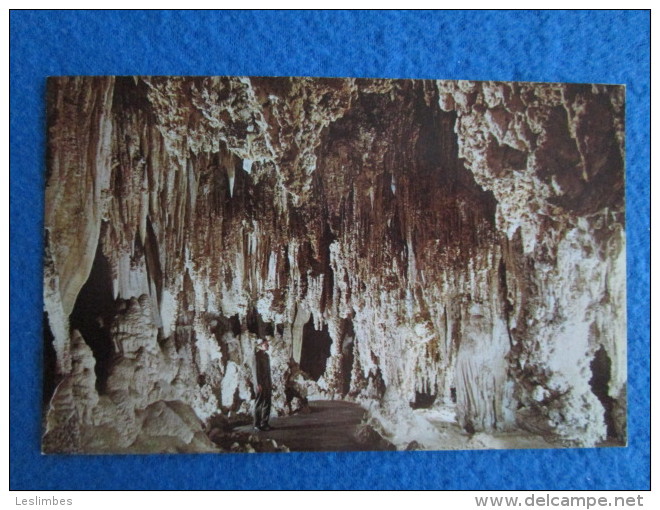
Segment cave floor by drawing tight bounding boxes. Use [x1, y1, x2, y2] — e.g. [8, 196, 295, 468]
[233, 401, 559, 452]
[234, 400, 389, 452]
[418, 408, 558, 450]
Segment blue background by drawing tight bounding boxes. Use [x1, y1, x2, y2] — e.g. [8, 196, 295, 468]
[10, 10, 650, 490]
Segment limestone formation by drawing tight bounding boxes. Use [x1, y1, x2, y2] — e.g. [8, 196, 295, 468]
[43, 76, 626, 452]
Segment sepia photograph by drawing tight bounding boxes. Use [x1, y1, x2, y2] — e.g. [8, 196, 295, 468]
[42, 75, 626, 454]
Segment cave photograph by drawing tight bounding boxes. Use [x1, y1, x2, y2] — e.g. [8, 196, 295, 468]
[42, 76, 626, 454]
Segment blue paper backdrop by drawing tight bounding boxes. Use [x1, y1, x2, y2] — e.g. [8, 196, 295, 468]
[9, 10, 650, 490]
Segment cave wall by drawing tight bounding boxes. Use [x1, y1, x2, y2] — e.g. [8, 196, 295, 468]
[43, 76, 626, 452]
[436, 80, 626, 442]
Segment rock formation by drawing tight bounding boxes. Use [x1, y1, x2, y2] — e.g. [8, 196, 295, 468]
[43, 76, 626, 453]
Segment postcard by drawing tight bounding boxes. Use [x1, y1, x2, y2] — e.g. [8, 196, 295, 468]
[43, 76, 626, 453]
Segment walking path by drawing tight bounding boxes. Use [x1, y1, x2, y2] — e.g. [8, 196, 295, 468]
[234, 400, 392, 452]
[234, 400, 557, 452]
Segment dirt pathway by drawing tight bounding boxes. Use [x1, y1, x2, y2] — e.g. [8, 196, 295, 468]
[234, 400, 392, 452]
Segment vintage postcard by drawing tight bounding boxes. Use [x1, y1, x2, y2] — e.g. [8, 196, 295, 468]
[43, 76, 626, 453]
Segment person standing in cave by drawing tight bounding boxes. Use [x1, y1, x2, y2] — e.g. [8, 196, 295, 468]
[252, 338, 274, 431]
